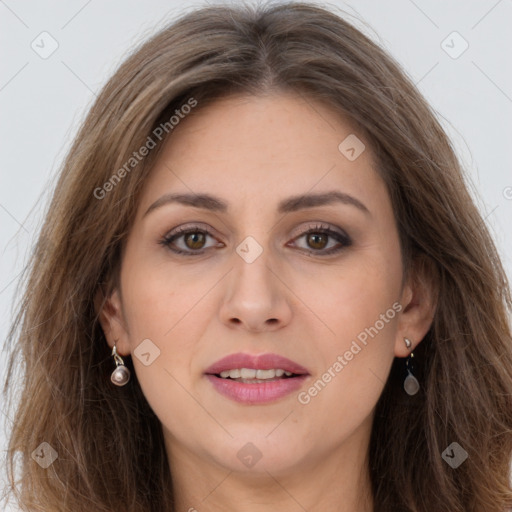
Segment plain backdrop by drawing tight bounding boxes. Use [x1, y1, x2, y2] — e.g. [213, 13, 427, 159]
[1, 0, 511, 508]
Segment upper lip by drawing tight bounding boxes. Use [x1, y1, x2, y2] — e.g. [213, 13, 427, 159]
[204, 352, 310, 375]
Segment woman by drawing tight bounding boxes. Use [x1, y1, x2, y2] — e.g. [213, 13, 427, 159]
[3, 2, 512, 511]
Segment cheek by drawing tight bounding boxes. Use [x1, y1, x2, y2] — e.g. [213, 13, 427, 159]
[119, 271, 203, 432]
[119, 257, 214, 395]
[295, 304, 397, 442]
[121, 252, 211, 341]
[291, 247, 400, 415]
[294, 243, 402, 340]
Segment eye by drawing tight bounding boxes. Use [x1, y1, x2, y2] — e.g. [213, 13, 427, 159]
[289, 223, 352, 256]
[159, 224, 222, 256]
[159, 222, 352, 257]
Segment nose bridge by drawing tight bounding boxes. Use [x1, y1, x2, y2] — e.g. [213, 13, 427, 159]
[218, 232, 292, 331]
[231, 234, 276, 303]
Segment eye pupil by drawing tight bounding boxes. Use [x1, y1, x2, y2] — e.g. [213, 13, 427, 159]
[185, 232, 205, 249]
[308, 233, 328, 250]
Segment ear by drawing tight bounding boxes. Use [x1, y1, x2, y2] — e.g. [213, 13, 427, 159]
[94, 285, 131, 356]
[394, 254, 438, 358]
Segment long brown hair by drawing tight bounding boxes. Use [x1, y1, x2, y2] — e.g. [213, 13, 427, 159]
[3, 2, 512, 511]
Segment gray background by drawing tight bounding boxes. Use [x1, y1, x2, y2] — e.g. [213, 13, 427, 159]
[1, 0, 511, 508]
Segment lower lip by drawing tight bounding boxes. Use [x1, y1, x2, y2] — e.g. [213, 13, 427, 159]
[205, 374, 309, 404]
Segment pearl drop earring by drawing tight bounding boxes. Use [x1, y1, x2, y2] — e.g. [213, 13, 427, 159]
[110, 342, 131, 386]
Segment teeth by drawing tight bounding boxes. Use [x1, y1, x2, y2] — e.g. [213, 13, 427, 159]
[218, 368, 294, 379]
[220, 369, 240, 378]
[241, 368, 257, 379]
[256, 369, 275, 379]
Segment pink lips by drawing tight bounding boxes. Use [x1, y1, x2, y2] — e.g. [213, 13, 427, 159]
[204, 352, 309, 376]
[204, 352, 310, 404]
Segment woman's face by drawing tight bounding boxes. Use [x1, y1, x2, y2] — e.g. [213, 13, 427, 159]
[101, 92, 426, 480]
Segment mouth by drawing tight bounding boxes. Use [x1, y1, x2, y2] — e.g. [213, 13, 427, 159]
[211, 367, 303, 383]
[204, 353, 310, 404]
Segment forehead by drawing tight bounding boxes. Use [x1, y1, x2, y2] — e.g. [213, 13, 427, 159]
[137, 92, 388, 218]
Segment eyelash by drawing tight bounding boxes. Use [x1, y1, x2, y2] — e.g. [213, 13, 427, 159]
[158, 223, 352, 257]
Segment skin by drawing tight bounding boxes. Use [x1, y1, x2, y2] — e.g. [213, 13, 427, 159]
[98, 92, 436, 512]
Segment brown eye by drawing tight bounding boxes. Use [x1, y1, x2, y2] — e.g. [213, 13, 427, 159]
[306, 233, 328, 250]
[184, 232, 206, 250]
[159, 225, 221, 256]
[290, 224, 352, 256]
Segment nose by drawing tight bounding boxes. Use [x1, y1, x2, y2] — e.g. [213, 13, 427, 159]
[218, 244, 293, 333]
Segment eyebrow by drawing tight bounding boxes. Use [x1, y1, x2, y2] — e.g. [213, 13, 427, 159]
[143, 190, 370, 218]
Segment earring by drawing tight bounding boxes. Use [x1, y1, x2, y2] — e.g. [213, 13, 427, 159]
[403, 337, 419, 396]
[110, 342, 131, 386]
